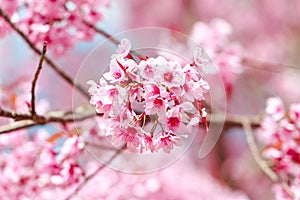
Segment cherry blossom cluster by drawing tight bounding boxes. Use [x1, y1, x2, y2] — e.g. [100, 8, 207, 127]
[0, 0, 109, 56]
[257, 97, 300, 199]
[0, 128, 85, 199]
[190, 18, 243, 95]
[88, 38, 210, 153]
[0, 76, 85, 198]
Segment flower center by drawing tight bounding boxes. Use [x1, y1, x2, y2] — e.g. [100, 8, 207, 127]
[163, 72, 173, 83]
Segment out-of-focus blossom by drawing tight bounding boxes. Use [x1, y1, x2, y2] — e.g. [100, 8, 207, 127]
[0, 128, 85, 199]
[0, 0, 110, 56]
[257, 97, 300, 199]
[74, 156, 249, 200]
[122, 0, 187, 31]
[190, 18, 243, 95]
[192, 0, 300, 62]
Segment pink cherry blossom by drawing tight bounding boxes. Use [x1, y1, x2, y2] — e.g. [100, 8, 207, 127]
[166, 106, 182, 132]
[139, 61, 155, 79]
[0, 0, 110, 56]
[158, 131, 184, 153]
[144, 94, 167, 116]
[103, 60, 127, 83]
[112, 38, 132, 59]
[265, 97, 285, 121]
[0, 128, 85, 199]
[190, 18, 243, 96]
[87, 78, 123, 116]
[88, 38, 210, 153]
[191, 18, 233, 57]
[257, 97, 300, 199]
[290, 103, 300, 128]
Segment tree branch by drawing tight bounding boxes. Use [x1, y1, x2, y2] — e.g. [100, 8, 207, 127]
[0, 8, 89, 99]
[64, 145, 127, 200]
[0, 107, 260, 134]
[31, 41, 47, 117]
[242, 57, 300, 73]
[0, 107, 32, 121]
[208, 113, 261, 127]
[82, 20, 120, 46]
[0, 106, 96, 134]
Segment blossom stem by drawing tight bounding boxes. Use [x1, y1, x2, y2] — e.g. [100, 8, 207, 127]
[141, 114, 147, 129]
[150, 118, 158, 137]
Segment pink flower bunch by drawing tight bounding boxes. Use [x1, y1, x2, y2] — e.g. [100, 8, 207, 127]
[190, 18, 243, 95]
[257, 97, 300, 199]
[0, 0, 109, 56]
[88, 38, 210, 153]
[36, 135, 85, 188]
[0, 129, 85, 199]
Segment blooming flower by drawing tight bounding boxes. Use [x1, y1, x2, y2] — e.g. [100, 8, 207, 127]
[88, 38, 210, 153]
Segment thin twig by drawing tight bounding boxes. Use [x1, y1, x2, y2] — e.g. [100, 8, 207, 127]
[64, 145, 126, 200]
[31, 42, 47, 117]
[82, 20, 120, 46]
[82, 19, 143, 57]
[0, 8, 89, 99]
[241, 117, 294, 198]
[242, 57, 300, 73]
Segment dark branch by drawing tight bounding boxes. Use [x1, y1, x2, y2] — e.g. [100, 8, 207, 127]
[31, 42, 47, 117]
[0, 107, 33, 121]
[0, 106, 96, 134]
